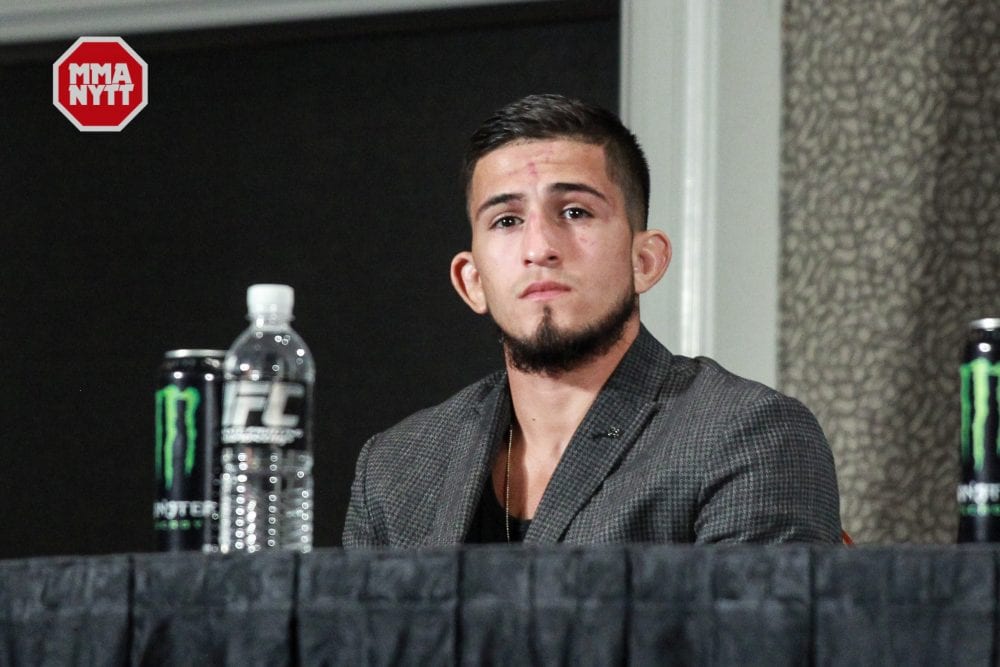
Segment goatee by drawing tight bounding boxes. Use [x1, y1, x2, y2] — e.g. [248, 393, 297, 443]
[498, 292, 637, 375]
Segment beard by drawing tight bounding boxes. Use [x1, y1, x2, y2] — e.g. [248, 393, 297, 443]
[497, 291, 638, 376]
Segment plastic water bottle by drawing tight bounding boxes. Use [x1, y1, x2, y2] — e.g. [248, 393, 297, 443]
[219, 284, 315, 553]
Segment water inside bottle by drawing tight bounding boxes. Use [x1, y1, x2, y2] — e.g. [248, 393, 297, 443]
[219, 444, 313, 553]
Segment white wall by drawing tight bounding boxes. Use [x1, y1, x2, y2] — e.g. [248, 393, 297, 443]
[622, 0, 780, 385]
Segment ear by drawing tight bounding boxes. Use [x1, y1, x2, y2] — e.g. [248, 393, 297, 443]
[450, 251, 489, 314]
[631, 230, 671, 294]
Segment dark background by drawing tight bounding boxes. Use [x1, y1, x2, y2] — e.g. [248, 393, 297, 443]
[0, 1, 619, 558]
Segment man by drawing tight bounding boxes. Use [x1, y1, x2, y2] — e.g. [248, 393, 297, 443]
[343, 94, 841, 546]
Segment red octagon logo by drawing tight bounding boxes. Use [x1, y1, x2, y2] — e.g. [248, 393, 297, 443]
[53, 36, 148, 132]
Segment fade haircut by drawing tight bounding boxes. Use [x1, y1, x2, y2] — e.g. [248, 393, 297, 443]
[462, 94, 650, 231]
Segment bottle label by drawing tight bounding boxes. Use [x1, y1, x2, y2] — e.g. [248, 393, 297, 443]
[221, 380, 310, 449]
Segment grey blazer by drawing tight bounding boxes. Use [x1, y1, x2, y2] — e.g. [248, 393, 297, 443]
[343, 327, 842, 546]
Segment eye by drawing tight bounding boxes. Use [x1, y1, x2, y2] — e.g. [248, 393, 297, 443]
[561, 207, 591, 220]
[490, 215, 522, 229]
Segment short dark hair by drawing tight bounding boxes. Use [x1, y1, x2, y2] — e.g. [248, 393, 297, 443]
[463, 94, 650, 231]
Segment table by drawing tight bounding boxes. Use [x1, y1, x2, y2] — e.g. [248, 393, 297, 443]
[0, 544, 993, 665]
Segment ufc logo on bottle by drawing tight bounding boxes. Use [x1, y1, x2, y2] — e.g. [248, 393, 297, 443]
[221, 381, 306, 446]
[223, 381, 302, 427]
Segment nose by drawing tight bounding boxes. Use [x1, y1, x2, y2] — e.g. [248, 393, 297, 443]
[521, 214, 561, 267]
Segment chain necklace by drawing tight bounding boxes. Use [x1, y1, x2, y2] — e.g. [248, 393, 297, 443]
[504, 425, 513, 543]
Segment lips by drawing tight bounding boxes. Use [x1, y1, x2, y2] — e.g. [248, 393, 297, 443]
[520, 281, 571, 300]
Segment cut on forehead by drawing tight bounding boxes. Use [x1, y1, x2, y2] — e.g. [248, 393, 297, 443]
[468, 136, 614, 192]
[467, 136, 608, 204]
[468, 134, 599, 172]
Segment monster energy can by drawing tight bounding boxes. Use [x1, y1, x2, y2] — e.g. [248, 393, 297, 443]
[958, 319, 1000, 542]
[154, 349, 226, 551]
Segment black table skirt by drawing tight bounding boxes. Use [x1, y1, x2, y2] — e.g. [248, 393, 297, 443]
[0, 545, 995, 665]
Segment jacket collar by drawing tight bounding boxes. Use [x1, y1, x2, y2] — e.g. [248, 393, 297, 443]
[426, 326, 672, 545]
[526, 325, 670, 541]
[426, 375, 510, 545]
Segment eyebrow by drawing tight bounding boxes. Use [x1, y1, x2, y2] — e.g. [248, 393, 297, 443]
[474, 182, 609, 220]
[475, 193, 523, 220]
[549, 182, 609, 203]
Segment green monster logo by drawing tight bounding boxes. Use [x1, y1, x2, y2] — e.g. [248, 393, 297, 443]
[960, 358, 1000, 471]
[155, 385, 201, 489]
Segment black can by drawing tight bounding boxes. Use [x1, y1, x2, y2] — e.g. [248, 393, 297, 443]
[958, 319, 1000, 542]
[154, 349, 226, 551]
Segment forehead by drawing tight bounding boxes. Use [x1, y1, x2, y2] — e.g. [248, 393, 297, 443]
[469, 139, 611, 198]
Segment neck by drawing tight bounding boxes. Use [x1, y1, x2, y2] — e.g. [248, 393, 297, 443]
[505, 317, 640, 458]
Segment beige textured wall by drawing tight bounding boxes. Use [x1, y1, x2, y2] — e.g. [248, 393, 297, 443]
[781, 0, 1000, 543]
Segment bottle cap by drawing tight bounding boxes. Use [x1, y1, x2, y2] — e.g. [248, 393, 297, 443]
[247, 284, 294, 318]
[970, 318, 1000, 331]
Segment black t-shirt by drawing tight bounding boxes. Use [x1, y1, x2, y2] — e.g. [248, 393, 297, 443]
[466, 477, 531, 543]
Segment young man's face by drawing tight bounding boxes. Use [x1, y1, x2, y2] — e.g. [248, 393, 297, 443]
[458, 138, 640, 352]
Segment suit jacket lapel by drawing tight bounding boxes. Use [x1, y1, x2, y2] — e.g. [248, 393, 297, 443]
[426, 376, 511, 545]
[525, 327, 670, 543]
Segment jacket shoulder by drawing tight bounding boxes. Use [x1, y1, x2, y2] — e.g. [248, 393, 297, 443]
[664, 353, 804, 412]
